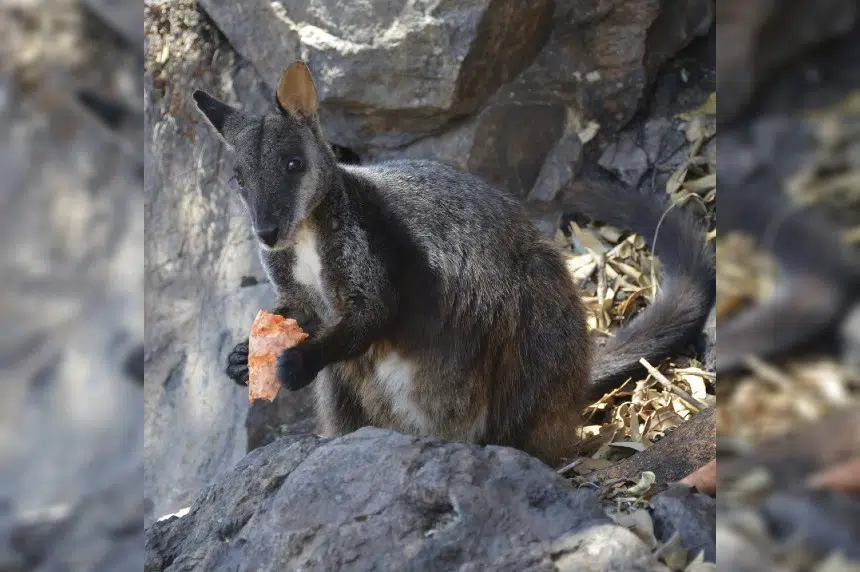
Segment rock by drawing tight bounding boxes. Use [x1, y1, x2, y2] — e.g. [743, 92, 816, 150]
[717, 0, 857, 122]
[198, 0, 556, 151]
[551, 525, 671, 572]
[143, 1, 316, 527]
[715, 515, 778, 572]
[642, 117, 687, 167]
[841, 301, 860, 374]
[701, 305, 716, 372]
[145, 429, 674, 571]
[246, 390, 318, 452]
[527, 132, 583, 203]
[200, 0, 713, 201]
[0, 469, 143, 571]
[649, 484, 716, 562]
[598, 131, 650, 187]
[587, 407, 715, 487]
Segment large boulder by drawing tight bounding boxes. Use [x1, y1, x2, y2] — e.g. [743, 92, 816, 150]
[143, 1, 317, 527]
[145, 429, 673, 572]
[198, 0, 557, 150]
[199, 0, 714, 200]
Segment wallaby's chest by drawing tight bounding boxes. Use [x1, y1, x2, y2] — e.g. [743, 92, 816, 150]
[257, 223, 339, 321]
[290, 224, 338, 320]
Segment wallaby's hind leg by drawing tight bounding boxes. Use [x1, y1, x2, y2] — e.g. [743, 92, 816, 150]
[522, 390, 584, 468]
[313, 367, 370, 438]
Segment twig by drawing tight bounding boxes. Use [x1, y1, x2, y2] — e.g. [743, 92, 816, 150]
[639, 358, 708, 411]
[557, 458, 584, 475]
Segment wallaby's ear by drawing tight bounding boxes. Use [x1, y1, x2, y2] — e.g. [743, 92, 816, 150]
[275, 61, 317, 121]
[192, 89, 242, 144]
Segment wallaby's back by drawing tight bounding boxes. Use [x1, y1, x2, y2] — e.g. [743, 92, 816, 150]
[340, 160, 593, 462]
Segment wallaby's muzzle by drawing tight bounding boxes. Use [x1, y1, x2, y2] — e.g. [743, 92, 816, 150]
[255, 225, 279, 248]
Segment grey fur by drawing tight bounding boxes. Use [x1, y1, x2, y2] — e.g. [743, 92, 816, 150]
[192, 63, 714, 465]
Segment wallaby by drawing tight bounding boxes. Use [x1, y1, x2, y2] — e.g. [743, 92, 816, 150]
[192, 61, 714, 466]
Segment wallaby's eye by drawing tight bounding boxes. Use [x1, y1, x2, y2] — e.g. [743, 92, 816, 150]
[286, 157, 305, 173]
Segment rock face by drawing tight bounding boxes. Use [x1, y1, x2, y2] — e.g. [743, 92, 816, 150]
[198, 0, 713, 200]
[145, 429, 673, 572]
[143, 2, 317, 526]
[650, 485, 716, 562]
[199, 0, 556, 149]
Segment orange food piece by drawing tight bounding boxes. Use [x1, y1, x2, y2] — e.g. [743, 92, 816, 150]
[248, 310, 308, 403]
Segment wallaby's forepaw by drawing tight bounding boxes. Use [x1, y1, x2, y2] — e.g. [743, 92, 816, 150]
[291, 311, 320, 339]
[225, 340, 249, 386]
[276, 347, 320, 391]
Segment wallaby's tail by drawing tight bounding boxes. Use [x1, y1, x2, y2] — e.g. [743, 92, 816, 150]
[549, 181, 716, 400]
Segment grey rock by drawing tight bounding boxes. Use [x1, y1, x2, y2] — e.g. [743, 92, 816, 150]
[527, 132, 583, 203]
[143, 1, 316, 527]
[246, 389, 318, 452]
[83, 0, 144, 46]
[642, 117, 687, 167]
[144, 429, 671, 571]
[650, 484, 716, 562]
[551, 525, 672, 572]
[199, 0, 713, 201]
[198, 0, 556, 151]
[467, 102, 567, 198]
[715, 520, 778, 572]
[702, 305, 716, 372]
[598, 132, 650, 187]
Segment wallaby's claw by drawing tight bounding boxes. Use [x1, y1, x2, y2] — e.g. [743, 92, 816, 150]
[225, 340, 249, 386]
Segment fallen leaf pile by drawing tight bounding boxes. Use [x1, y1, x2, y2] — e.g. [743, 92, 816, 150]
[559, 91, 717, 468]
[716, 107, 860, 447]
[553, 94, 719, 571]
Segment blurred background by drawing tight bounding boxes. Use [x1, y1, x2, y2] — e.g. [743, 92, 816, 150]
[0, 0, 143, 569]
[717, 0, 860, 569]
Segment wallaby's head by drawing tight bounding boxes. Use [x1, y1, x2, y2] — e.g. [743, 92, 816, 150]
[192, 61, 335, 250]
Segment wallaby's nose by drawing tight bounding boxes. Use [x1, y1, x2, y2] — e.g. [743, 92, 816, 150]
[256, 226, 279, 247]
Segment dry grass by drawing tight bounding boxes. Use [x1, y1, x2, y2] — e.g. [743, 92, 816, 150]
[561, 93, 717, 481]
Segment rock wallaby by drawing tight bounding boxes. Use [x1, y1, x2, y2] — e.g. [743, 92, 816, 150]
[192, 61, 714, 466]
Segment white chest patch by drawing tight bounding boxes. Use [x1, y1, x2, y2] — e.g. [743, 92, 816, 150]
[375, 352, 431, 434]
[291, 225, 334, 315]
